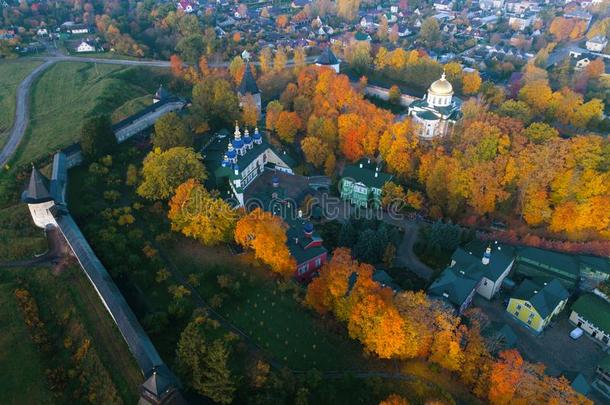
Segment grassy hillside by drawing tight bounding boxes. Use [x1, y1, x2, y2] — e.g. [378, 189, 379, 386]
[0, 59, 43, 148]
[0, 204, 47, 261]
[111, 94, 153, 124]
[0, 281, 51, 405]
[0, 266, 141, 404]
[13, 61, 170, 166]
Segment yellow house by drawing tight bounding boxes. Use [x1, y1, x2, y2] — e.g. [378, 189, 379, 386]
[506, 279, 569, 333]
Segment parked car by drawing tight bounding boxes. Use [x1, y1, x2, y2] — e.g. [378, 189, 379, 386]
[570, 327, 584, 340]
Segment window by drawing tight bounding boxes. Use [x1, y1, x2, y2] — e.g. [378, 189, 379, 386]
[524, 302, 531, 309]
[516, 304, 522, 310]
[527, 319, 532, 325]
[315, 257, 322, 267]
[514, 311, 520, 317]
[297, 265, 308, 275]
[528, 313, 535, 319]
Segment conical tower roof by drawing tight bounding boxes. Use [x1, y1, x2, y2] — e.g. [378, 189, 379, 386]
[22, 166, 52, 204]
[238, 62, 259, 95]
[316, 47, 339, 65]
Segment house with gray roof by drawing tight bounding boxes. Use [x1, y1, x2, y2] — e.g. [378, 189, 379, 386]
[506, 278, 569, 333]
[428, 241, 515, 313]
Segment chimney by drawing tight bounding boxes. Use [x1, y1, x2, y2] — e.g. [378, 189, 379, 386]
[482, 246, 491, 265]
[295, 237, 299, 245]
[359, 163, 363, 168]
[374, 172, 378, 178]
[272, 176, 279, 188]
[298, 209, 303, 218]
[234, 166, 239, 176]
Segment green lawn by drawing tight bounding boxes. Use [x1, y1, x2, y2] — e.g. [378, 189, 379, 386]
[167, 241, 370, 372]
[0, 281, 52, 405]
[13, 61, 169, 166]
[0, 204, 47, 261]
[111, 94, 153, 124]
[0, 59, 43, 148]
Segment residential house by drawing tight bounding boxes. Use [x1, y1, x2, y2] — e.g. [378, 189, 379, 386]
[593, 355, 610, 400]
[479, 0, 505, 10]
[428, 241, 515, 313]
[506, 278, 569, 333]
[434, 0, 454, 11]
[569, 293, 610, 347]
[586, 36, 608, 53]
[286, 216, 328, 281]
[428, 266, 479, 314]
[75, 40, 96, 53]
[575, 56, 591, 71]
[508, 13, 536, 31]
[339, 159, 393, 209]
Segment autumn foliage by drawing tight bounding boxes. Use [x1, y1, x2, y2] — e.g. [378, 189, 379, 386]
[305, 249, 591, 405]
[168, 179, 238, 246]
[234, 208, 296, 276]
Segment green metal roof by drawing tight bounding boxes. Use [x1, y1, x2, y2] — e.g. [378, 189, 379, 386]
[571, 293, 610, 334]
[598, 354, 610, 373]
[416, 110, 440, 121]
[341, 159, 393, 190]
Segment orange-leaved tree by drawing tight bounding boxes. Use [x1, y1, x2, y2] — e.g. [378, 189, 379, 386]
[234, 208, 295, 276]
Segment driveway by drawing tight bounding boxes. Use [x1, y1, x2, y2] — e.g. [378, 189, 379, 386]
[474, 294, 604, 380]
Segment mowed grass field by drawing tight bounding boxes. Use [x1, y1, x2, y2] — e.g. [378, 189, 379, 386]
[13, 61, 168, 166]
[0, 59, 43, 148]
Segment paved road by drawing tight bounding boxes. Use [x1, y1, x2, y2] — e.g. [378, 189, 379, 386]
[0, 53, 318, 167]
[0, 59, 56, 167]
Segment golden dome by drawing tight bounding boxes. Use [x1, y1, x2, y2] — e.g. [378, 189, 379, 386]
[429, 73, 453, 95]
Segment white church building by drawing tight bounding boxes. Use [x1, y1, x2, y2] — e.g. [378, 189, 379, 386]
[408, 72, 462, 139]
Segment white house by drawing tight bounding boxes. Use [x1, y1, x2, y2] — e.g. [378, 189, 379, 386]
[569, 293, 610, 347]
[575, 57, 591, 71]
[586, 36, 608, 53]
[76, 41, 96, 53]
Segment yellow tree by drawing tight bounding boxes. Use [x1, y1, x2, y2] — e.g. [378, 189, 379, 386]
[234, 208, 296, 276]
[519, 80, 553, 115]
[462, 71, 482, 94]
[168, 179, 239, 245]
[273, 46, 288, 71]
[379, 120, 419, 179]
[301, 136, 329, 167]
[275, 111, 301, 143]
[241, 94, 259, 127]
[259, 47, 273, 74]
[228, 55, 245, 83]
